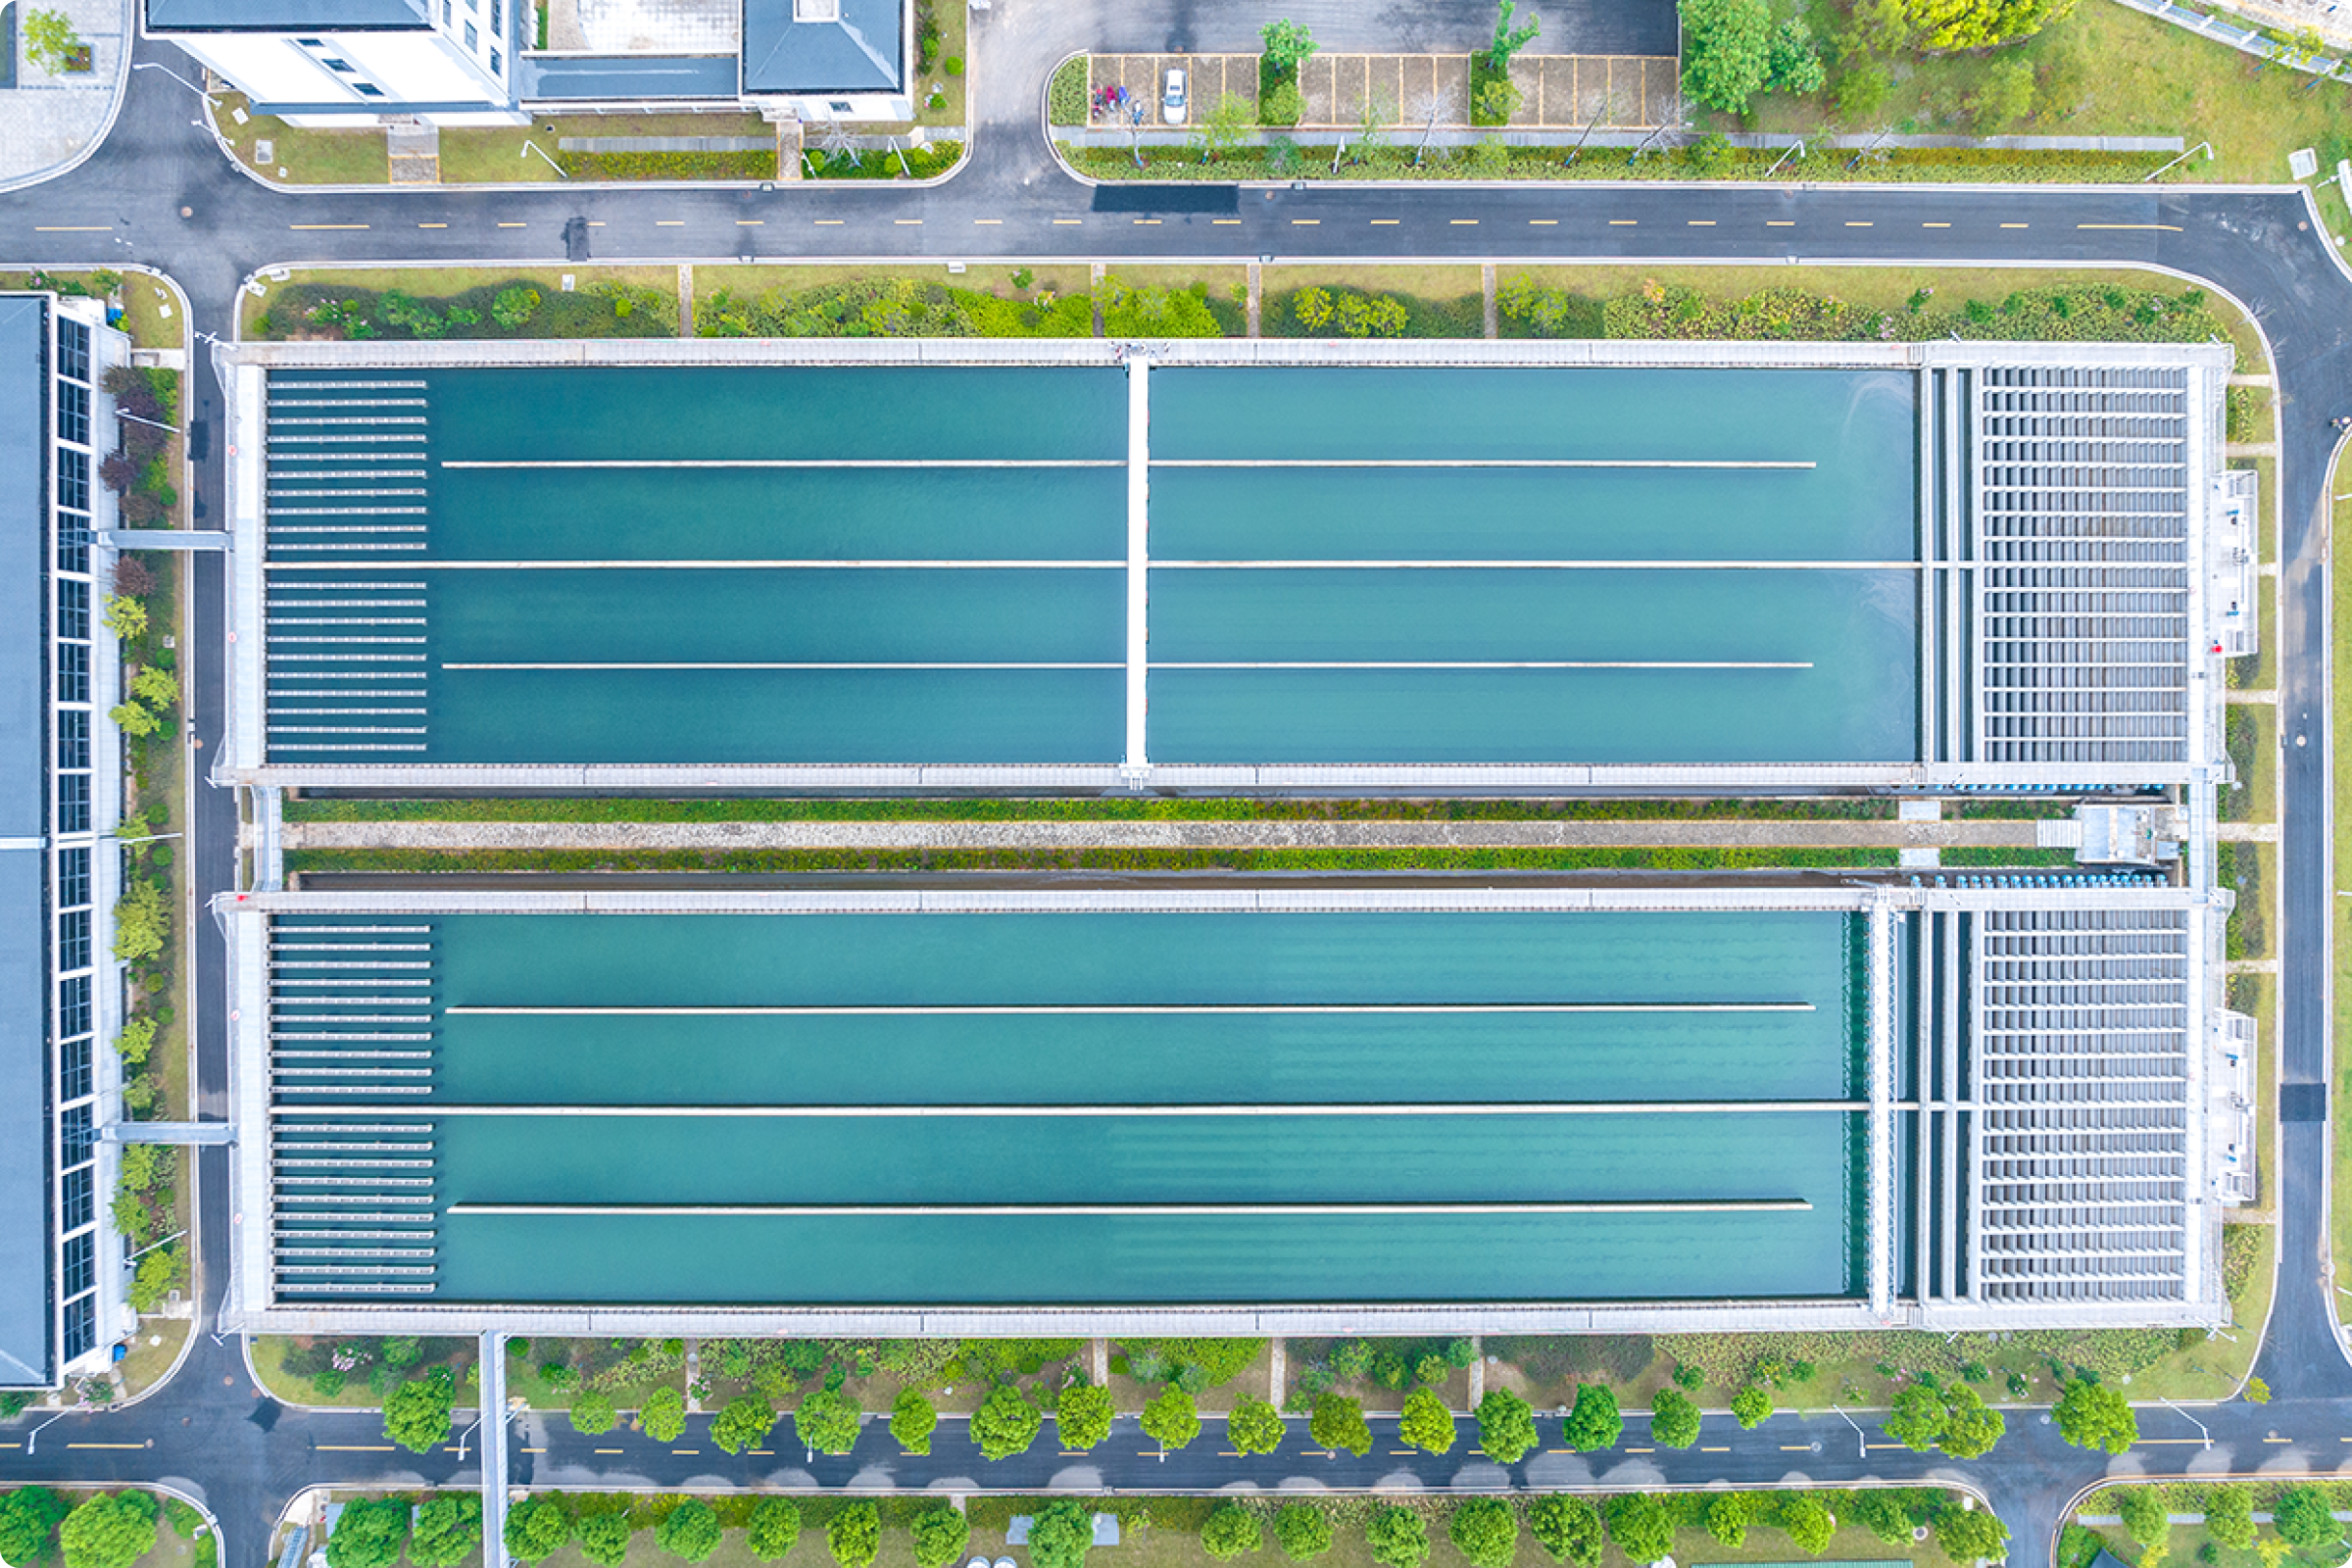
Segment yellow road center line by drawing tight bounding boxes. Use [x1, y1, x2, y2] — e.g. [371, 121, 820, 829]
[1212, 218, 1241, 224]
[1625, 1447, 1655, 1454]
[1780, 1446, 1812, 1451]
[1688, 220, 1715, 225]
[973, 218, 1001, 224]
[737, 220, 763, 225]
[596, 1448, 624, 1454]
[1054, 218, 1082, 224]
[1450, 219, 1478, 225]
[2080, 222, 2181, 230]
[318, 1446, 396, 1452]
[1609, 220, 1637, 225]
[751, 1450, 773, 1456]
[1530, 219, 1556, 224]
[1845, 220, 1873, 227]
[1220, 1451, 1242, 1457]
[897, 219, 923, 225]
[524, 1447, 546, 1453]
[1390, 1450, 1417, 1455]
[588, 220, 605, 225]
[672, 1449, 700, 1455]
[1701, 1446, 1731, 1452]
[69, 1444, 148, 1450]
[1766, 220, 1795, 226]
[1370, 218, 1399, 224]
[2001, 221, 2029, 228]
[1922, 221, 1951, 227]
[655, 220, 684, 225]
[1292, 219, 1320, 225]
[1133, 218, 1160, 224]
[418, 222, 448, 228]
[816, 219, 844, 224]
[2264, 1436, 2294, 1444]
[35, 225, 111, 231]
[290, 223, 369, 230]
[2136, 1439, 2208, 1446]
[497, 221, 526, 228]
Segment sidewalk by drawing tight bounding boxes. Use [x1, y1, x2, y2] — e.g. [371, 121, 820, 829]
[283, 817, 2047, 852]
[0, 0, 130, 186]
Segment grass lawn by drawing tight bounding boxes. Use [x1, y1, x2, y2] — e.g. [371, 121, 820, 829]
[440, 113, 776, 183]
[0, 272, 183, 351]
[1264, 261, 1484, 307]
[248, 1336, 475, 1409]
[117, 1319, 193, 1398]
[508, 1338, 685, 1413]
[914, 0, 965, 128]
[208, 92, 386, 184]
[1745, 0, 2352, 189]
[239, 265, 678, 338]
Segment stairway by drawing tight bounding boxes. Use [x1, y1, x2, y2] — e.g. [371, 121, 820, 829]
[386, 120, 440, 184]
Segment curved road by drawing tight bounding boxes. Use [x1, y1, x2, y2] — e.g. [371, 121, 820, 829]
[4, 9, 2352, 1565]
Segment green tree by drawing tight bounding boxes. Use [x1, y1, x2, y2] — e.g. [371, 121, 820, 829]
[1260, 81, 1303, 126]
[1028, 1500, 1095, 1568]
[1202, 1505, 1263, 1562]
[658, 1502, 721, 1564]
[1529, 1497, 1604, 1568]
[1054, 1384, 1113, 1452]
[2205, 1489, 2256, 1549]
[1143, 1387, 1201, 1451]
[505, 1500, 570, 1565]
[126, 1246, 182, 1312]
[320, 1499, 406, 1568]
[2274, 1488, 2339, 1548]
[1781, 1494, 1836, 1556]
[641, 1387, 688, 1444]
[2052, 1381, 2136, 1454]
[825, 1504, 878, 1568]
[491, 286, 542, 328]
[1706, 1495, 1749, 1549]
[1488, 0, 1541, 73]
[569, 1389, 617, 1436]
[1649, 1388, 1702, 1449]
[1473, 1388, 1538, 1463]
[1273, 1505, 1333, 1563]
[748, 1499, 802, 1563]
[710, 1395, 776, 1455]
[1885, 1384, 1948, 1452]
[1730, 1386, 1773, 1429]
[1932, 1503, 2007, 1564]
[112, 881, 168, 966]
[1904, 0, 2076, 49]
[1965, 54, 2034, 124]
[382, 1370, 455, 1454]
[577, 1514, 632, 1568]
[131, 666, 178, 709]
[1228, 1396, 1287, 1455]
[1447, 1500, 1517, 1568]
[2116, 1489, 2170, 1550]
[109, 701, 158, 739]
[973, 1386, 1043, 1460]
[1259, 19, 1317, 75]
[20, 9, 85, 74]
[1190, 93, 1256, 161]
[1473, 77, 1523, 125]
[1938, 1386, 2006, 1460]
[909, 1505, 968, 1568]
[1680, 0, 1772, 112]
[793, 1389, 859, 1454]
[1562, 1384, 1623, 1452]
[409, 1496, 481, 1568]
[0, 1486, 72, 1565]
[1605, 1494, 1673, 1564]
[1398, 1388, 1457, 1455]
[890, 1388, 937, 1454]
[1308, 1394, 1372, 1456]
[1767, 17, 1827, 93]
[103, 597, 147, 641]
[1366, 1507, 1429, 1568]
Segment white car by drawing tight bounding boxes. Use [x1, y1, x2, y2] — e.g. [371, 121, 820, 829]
[1161, 66, 1187, 123]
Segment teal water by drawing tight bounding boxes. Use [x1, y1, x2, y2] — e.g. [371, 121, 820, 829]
[1149, 367, 1916, 464]
[416, 367, 1128, 463]
[273, 909, 1870, 1305]
[1150, 466, 1911, 562]
[434, 467, 1126, 562]
[1148, 567, 1916, 763]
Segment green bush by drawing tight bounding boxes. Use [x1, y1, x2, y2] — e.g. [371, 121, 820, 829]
[1049, 57, 1088, 124]
[1201, 1506, 1263, 1562]
[1447, 1501, 1517, 1568]
[909, 1505, 967, 1568]
[1273, 1505, 1333, 1563]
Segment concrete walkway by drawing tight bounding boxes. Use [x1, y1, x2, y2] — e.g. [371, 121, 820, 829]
[283, 816, 2047, 851]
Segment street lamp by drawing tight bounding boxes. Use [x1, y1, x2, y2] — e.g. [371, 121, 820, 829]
[2156, 1398, 2213, 1450]
[1829, 1404, 1867, 1458]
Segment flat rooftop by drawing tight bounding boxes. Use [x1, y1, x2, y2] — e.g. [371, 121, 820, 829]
[223, 885, 2244, 1337]
[220, 338, 2236, 795]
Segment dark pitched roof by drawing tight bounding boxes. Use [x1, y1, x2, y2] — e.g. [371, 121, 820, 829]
[740, 0, 900, 94]
[0, 295, 53, 1389]
[146, 0, 427, 33]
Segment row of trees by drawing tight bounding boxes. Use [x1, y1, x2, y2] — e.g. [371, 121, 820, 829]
[503, 1498, 974, 1568]
[0, 1488, 208, 1568]
[1679, 0, 2080, 122]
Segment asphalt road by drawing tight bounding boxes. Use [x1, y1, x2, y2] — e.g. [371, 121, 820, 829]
[4, 17, 2352, 1568]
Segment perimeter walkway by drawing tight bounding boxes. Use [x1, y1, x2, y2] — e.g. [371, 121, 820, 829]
[280, 816, 2046, 851]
